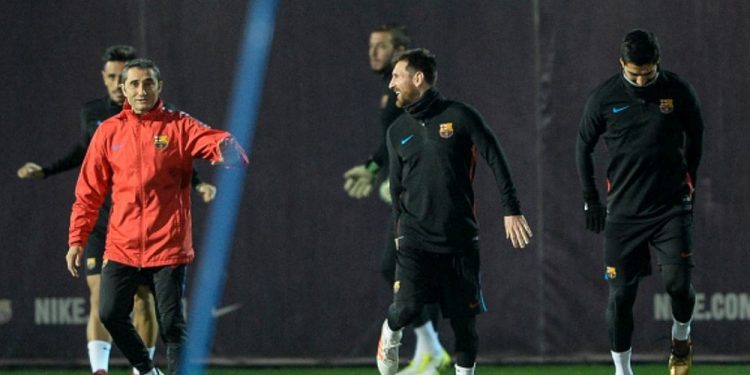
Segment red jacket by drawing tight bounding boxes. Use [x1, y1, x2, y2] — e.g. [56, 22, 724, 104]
[69, 100, 244, 267]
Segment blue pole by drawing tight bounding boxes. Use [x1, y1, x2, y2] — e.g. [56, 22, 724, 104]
[181, 0, 279, 373]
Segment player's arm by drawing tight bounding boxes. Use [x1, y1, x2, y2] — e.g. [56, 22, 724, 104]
[386, 126, 404, 221]
[181, 116, 249, 168]
[682, 83, 704, 190]
[20, 106, 96, 180]
[464, 106, 531, 248]
[575, 94, 607, 233]
[191, 168, 216, 203]
[68, 129, 112, 277]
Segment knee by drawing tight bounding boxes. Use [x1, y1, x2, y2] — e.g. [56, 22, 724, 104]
[158, 310, 186, 342]
[608, 284, 638, 311]
[98, 302, 118, 327]
[387, 301, 421, 329]
[663, 266, 692, 298]
[133, 289, 155, 319]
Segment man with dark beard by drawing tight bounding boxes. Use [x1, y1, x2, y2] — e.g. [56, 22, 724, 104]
[376, 48, 532, 375]
[344, 25, 450, 375]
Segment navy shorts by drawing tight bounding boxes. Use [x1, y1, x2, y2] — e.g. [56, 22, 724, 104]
[604, 212, 694, 286]
[393, 246, 486, 318]
[84, 230, 106, 276]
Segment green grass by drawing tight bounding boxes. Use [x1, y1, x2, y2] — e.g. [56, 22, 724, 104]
[4, 364, 750, 374]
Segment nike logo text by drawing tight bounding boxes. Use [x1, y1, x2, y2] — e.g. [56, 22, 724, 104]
[111, 145, 123, 151]
[612, 105, 630, 114]
[400, 135, 414, 145]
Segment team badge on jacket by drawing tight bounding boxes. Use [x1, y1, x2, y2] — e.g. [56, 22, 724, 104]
[154, 135, 169, 150]
[605, 266, 617, 280]
[659, 98, 674, 114]
[439, 122, 454, 138]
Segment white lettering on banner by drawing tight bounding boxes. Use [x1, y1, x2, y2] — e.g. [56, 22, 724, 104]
[34, 297, 88, 325]
[654, 293, 750, 321]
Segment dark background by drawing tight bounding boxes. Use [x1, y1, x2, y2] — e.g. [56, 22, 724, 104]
[1, 0, 748, 365]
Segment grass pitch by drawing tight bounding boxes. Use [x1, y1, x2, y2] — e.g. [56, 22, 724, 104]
[4, 364, 750, 374]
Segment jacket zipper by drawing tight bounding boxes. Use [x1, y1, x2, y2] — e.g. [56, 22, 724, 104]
[137, 119, 146, 269]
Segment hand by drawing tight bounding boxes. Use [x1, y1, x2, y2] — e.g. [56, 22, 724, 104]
[195, 182, 217, 203]
[584, 202, 606, 233]
[504, 215, 532, 248]
[17, 162, 44, 179]
[212, 138, 249, 167]
[66, 245, 84, 278]
[378, 180, 392, 204]
[343, 165, 375, 198]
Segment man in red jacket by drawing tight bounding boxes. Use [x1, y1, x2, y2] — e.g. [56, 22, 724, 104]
[66, 58, 247, 375]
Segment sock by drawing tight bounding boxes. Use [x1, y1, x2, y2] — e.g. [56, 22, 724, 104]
[133, 347, 157, 375]
[455, 363, 475, 375]
[611, 348, 633, 375]
[672, 317, 692, 341]
[87, 340, 111, 373]
[383, 319, 403, 345]
[414, 321, 444, 358]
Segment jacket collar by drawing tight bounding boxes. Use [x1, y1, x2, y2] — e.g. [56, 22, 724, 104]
[122, 98, 165, 120]
[405, 88, 447, 121]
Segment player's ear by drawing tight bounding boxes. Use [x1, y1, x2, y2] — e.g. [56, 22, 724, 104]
[412, 71, 424, 86]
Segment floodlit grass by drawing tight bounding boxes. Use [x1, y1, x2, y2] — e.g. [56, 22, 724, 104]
[4, 364, 750, 374]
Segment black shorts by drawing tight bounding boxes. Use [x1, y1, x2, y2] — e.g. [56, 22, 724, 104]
[394, 246, 486, 318]
[604, 212, 694, 286]
[84, 230, 106, 276]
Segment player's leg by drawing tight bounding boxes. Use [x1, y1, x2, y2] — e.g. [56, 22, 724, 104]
[382, 222, 449, 375]
[606, 280, 639, 375]
[99, 261, 153, 374]
[151, 265, 188, 375]
[86, 274, 112, 374]
[440, 248, 485, 375]
[397, 305, 450, 375]
[604, 221, 651, 375]
[450, 316, 478, 375]
[379, 247, 438, 375]
[131, 285, 159, 375]
[83, 236, 112, 375]
[652, 212, 695, 374]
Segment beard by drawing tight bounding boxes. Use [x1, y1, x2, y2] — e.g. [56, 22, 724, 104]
[395, 86, 419, 108]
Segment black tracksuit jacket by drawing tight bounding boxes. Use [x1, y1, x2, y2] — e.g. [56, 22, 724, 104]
[387, 89, 522, 253]
[576, 70, 704, 222]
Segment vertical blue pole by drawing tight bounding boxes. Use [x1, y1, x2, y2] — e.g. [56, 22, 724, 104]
[181, 1, 279, 374]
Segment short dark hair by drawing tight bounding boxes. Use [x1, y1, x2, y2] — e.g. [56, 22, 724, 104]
[372, 23, 411, 49]
[120, 58, 162, 83]
[620, 29, 660, 65]
[102, 45, 138, 63]
[394, 48, 437, 85]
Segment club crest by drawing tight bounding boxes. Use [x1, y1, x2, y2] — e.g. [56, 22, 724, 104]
[605, 266, 617, 280]
[154, 135, 169, 150]
[659, 98, 674, 114]
[439, 122, 454, 138]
